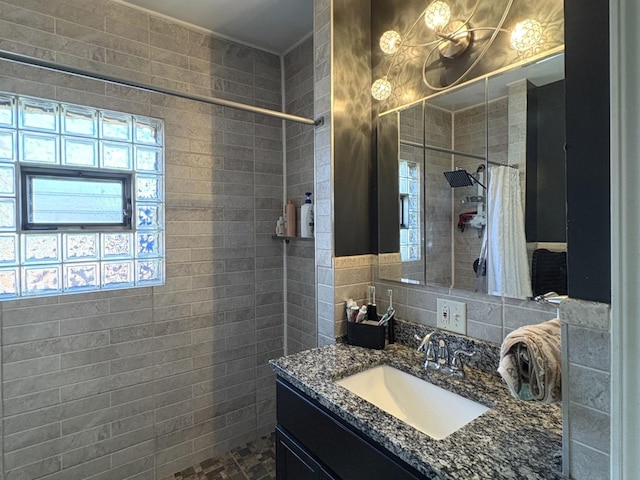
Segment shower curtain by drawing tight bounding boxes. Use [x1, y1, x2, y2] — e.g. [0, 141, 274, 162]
[481, 165, 533, 299]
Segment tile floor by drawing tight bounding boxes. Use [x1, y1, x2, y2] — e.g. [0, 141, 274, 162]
[164, 433, 276, 480]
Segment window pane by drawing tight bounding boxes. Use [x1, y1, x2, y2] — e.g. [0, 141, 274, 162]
[26, 175, 125, 225]
[21, 132, 59, 164]
[22, 265, 61, 295]
[64, 233, 99, 261]
[135, 146, 162, 172]
[134, 117, 162, 145]
[136, 204, 160, 229]
[63, 138, 98, 167]
[0, 130, 15, 161]
[102, 232, 133, 259]
[0, 268, 19, 297]
[136, 231, 160, 257]
[136, 176, 161, 201]
[0, 95, 15, 127]
[0, 164, 14, 194]
[101, 112, 131, 141]
[22, 234, 60, 263]
[136, 259, 162, 284]
[0, 199, 16, 231]
[64, 263, 99, 291]
[101, 142, 131, 169]
[63, 105, 97, 137]
[102, 261, 132, 287]
[0, 235, 17, 264]
[20, 98, 58, 132]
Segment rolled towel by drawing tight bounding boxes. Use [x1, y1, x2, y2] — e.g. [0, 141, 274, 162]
[498, 318, 561, 403]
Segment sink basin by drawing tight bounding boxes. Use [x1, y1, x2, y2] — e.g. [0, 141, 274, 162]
[335, 365, 489, 440]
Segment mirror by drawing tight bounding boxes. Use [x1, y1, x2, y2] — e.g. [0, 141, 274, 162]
[377, 50, 566, 298]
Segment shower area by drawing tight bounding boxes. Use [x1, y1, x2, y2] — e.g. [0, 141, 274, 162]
[427, 84, 527, 294]
[0, 1, 316, 479]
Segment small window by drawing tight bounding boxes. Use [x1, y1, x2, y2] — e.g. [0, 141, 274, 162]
[21, 167, 132, 230]
[0, 92, 165, 299]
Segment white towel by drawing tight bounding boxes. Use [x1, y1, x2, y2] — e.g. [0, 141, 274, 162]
[498, 318, 561, 403]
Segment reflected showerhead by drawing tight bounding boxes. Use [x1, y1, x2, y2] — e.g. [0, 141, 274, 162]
[444, 169, 474, 187]
[443, 169, 486, 189]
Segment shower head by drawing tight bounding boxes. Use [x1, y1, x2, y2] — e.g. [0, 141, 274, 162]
[443, 169, 486, 189]
[443, 169, 474, 187]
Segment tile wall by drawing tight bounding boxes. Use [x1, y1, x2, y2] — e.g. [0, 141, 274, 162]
[0, 0, 293, 478]
[561, 299, 611, 480]
[314, 0, 335, 347]
[284, 37, 316, 354]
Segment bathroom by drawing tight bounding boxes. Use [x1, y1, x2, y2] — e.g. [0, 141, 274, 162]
[0, 0, 631, 479]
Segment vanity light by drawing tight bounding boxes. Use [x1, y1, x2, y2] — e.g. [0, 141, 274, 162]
[510, 19, 544, 52]
[380, 30, 402, 55]
[423, 1, 451, 30]
[371, 77, 393, 100]
[372, 0, 546, 99]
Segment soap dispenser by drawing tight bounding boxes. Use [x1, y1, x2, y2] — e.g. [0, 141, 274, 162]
[300, 192, 314, 238]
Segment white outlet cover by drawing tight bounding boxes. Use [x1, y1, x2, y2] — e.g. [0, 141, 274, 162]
[437, 299, 467, 335]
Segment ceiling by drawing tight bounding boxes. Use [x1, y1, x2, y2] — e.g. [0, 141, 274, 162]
[120, 0, 314, 55]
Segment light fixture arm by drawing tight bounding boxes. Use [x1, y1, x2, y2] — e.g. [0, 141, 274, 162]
[421, 0, 515, 91]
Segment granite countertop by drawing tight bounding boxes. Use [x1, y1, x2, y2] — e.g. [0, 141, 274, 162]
[269, 342, 564, 480]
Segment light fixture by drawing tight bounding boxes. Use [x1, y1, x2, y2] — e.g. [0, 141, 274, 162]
[380, 30, 402, 55]
[371, 0, 546, 99]
[424, 1, 451, 30]
[510, 19, 544, 52]
[371, 77, 392, 101]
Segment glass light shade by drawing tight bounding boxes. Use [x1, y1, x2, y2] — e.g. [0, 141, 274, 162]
[380, 30, 402, 55]
[510, 19, 543, 51]
[424, 1, 451, 30]
[371, 78, 392, 100]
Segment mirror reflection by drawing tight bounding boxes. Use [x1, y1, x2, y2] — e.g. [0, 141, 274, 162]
[377, 50, 566, 299]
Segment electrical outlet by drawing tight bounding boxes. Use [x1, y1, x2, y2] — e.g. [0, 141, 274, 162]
[437, 299, 467, 334]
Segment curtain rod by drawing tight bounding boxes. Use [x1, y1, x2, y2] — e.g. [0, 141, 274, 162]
[0, 49, 323, 127]
[400, 139, 486, 161]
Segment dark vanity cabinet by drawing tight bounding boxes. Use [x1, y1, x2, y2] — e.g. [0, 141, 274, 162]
[276, 378, 425, 480]
[276, 428, 337, 480]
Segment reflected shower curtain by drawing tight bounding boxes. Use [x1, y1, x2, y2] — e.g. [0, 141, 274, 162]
[481, 166, 532, 299]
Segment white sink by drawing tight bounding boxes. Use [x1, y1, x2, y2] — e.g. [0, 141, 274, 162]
[335, 365, 489, 440]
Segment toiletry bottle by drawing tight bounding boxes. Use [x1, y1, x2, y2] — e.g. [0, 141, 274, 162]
[275, 216, 286, 237]
[300, 192, 314, 238]
[285, 198, 296, 237]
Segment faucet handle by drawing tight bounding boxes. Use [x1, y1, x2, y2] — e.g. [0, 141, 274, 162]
[451, 349, 474, 376]
[415, 332, 432, 353]
[437, 339, 449, 367]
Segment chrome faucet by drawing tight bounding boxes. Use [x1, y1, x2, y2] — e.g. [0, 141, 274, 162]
[416, 332, 475, 378]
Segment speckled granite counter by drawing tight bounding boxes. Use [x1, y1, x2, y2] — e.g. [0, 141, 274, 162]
[269, 342, 564, 480]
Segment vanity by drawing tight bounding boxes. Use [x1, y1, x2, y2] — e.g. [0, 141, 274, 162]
[270, 339, 564, 480]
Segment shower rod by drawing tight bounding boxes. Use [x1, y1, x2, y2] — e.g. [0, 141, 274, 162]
[400, 140, 519, 168]
[0, 49, 323, 127]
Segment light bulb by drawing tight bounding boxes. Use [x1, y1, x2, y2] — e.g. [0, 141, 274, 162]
[510, 19, 543, 51]
[380, 30, 402, 55]
[371, 77, 392, 100]
[424, 1, 451, 31]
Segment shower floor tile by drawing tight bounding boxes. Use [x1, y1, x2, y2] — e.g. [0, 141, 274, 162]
[165, 433, 276, 480]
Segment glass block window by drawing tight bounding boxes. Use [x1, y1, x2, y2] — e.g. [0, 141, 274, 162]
[0, 92, 164, 299]
[399, 160, 421, 262]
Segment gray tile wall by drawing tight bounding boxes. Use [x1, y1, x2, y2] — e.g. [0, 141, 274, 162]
[560, 299, 611, 480]
[314, 0, 334, 347]
[0, 0, 286, 478]
[373, 280, 558, 346]
[284, 37, 316, 354]
[452, 102, 489, 292]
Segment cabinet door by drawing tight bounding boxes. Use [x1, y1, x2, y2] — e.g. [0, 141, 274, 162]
[276, 427, 337, 480]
